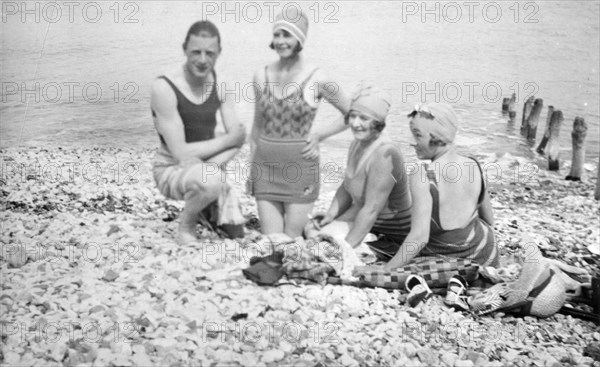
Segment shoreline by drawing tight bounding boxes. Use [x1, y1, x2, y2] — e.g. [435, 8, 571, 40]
[1, 145, 599, 366]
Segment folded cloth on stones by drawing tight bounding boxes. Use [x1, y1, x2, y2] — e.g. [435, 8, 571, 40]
[281, 235, 364, 283]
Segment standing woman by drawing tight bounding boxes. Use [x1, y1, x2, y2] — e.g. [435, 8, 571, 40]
[249, 11, 350, 238]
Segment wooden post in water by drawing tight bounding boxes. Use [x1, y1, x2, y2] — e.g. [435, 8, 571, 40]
[503, 93, 516, 112]
[546, 110, 564, 171]
[521, 96, 535, 135]
[595, 160, 600, 200]
[508, 93, 517, 120]
[536, 106, 554, 154]
[566, 117, 587, 181]
[502, 98, 510, 112]
[525, 98, 543, 141]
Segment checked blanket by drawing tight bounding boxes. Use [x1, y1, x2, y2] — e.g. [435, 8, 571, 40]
[358, 256, 480, 290]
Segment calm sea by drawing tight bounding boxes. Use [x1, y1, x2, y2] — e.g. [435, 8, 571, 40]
[1, 1, 599, 167]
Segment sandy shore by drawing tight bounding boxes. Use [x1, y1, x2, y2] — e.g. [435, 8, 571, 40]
[1, 145, 599, 366]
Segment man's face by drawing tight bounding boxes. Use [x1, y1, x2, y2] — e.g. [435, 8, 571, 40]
[184, 33, 220, 79]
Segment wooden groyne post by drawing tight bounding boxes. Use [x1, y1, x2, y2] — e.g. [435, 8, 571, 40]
[525, 98, 544, 140]
[520, 96, 535, 133]
[536, 106, 555, 154]
[566, 117, 587, 181]
[595, 160, 600, 200]
[503, 93, 517, 120]
[545, 110, 564, 171]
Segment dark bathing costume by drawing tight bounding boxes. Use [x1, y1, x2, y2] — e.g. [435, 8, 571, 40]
[419, 157, 500, 267]
[152, 73, 220, 200]
[343, 135, 412, 260]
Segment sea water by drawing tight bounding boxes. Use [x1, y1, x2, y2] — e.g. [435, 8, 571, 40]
[1, 1, 598, 168]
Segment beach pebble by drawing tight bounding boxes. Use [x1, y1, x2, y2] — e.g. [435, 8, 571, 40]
[262, 349, 285, 363]
[340, 354, 359, 367]
[6, 245, 27, 268]
[440, 352, 458, 366]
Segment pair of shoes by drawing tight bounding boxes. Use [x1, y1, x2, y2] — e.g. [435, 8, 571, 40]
[405, 275, 432, 307]
[444, 275, 470, 311]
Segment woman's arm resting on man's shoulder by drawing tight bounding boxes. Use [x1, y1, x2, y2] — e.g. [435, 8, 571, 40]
[383, 165, 432, 270]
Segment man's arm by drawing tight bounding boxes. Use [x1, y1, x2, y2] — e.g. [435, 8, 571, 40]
[214, 78, 246, 164]
[151, 78, 243, 163]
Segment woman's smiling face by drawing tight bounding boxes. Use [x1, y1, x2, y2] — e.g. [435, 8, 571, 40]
[272, 29, 299, 57]
[348, 110, 379, 141]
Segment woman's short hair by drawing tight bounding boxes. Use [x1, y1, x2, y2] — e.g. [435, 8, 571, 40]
[344, 113, 386, 132]
[183, 21, 221, 50]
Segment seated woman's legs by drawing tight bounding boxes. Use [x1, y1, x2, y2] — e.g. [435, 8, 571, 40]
[257, 200, 285, 234]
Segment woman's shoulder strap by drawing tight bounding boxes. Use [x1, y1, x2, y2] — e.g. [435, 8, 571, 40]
[467, 156, 486, 204]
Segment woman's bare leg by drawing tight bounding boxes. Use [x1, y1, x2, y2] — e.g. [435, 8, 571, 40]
[257, 200, 285, 234]
[283, 202, 315, 238]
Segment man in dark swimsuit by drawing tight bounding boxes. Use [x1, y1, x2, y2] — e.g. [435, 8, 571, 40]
[151, 21, 246, 244]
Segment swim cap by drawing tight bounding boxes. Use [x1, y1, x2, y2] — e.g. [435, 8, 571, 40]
[409, 103, 459, 144]
[349, 84, 391, 123]
[273, 11, 309, 46]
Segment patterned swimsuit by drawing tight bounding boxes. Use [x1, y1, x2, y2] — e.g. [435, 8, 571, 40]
[250, 67, 321, 203]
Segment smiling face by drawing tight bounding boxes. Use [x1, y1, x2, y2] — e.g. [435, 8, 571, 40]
[272, 29, 300, 58]
[348, 110, 379, 142]
[184, 33, 220, 79]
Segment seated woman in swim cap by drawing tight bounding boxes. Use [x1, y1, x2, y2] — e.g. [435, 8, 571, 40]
[377, 103, 499, 270]
[306, 85, 412, 259]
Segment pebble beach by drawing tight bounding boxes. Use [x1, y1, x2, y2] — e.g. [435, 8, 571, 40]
[1, 145, 599, 366]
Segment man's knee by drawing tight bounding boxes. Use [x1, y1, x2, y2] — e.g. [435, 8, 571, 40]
[185, 175, 222, 199]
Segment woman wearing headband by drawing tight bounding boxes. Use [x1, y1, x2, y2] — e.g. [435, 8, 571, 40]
[307, 85, 412, 259]
[248, 11, 350, 238]
[379, 103, 499, 270]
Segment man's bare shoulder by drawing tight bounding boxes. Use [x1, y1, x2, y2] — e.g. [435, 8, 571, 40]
[151, 68, 185, 100]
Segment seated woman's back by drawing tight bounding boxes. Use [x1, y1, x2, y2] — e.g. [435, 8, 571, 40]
[434, 153, 483, 230]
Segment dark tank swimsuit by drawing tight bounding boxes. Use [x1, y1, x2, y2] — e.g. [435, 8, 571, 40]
[419, 158, 499, 267]
[151, 73, 220, 200]
[154, 73, 220, 147]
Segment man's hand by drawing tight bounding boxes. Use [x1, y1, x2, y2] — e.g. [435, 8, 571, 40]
[302, 133, 320, 160]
